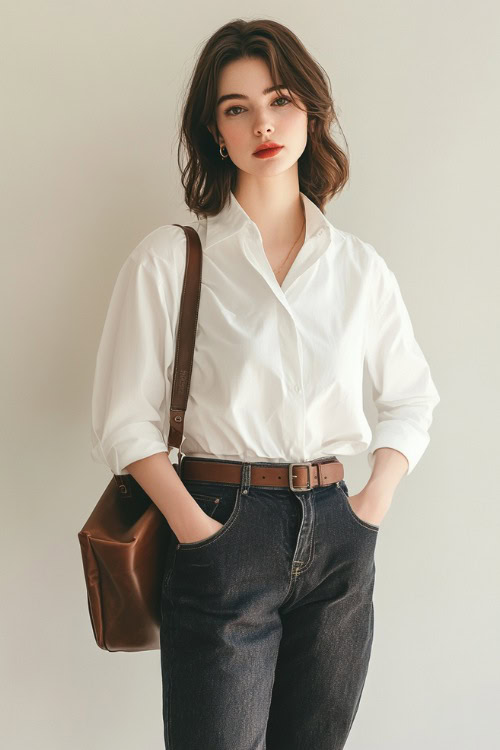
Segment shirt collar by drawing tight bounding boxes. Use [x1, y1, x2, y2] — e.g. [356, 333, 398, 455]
[205, 190, 333, 250]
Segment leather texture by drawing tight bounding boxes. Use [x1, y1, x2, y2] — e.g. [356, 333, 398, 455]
[180, 455, 344, 490]
[78, 224, 202, 652]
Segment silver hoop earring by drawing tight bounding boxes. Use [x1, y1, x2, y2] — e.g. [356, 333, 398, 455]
[219, 144, 228, 159]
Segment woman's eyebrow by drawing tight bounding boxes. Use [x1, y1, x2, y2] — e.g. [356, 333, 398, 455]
[216, 85, 287, 108]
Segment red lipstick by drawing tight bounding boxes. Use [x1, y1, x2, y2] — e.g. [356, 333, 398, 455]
[253, 142, 283, 159]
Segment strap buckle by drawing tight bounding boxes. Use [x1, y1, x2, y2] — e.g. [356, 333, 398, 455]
[289, 462, 313, 491]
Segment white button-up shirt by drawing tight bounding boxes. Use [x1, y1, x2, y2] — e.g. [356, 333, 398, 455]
[90, 191, 440, 477]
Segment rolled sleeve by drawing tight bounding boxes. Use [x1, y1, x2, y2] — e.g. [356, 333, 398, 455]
[90, 246, 175, 476]
[364, 255, 440, 475]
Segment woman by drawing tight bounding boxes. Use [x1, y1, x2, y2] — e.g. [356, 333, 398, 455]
[91, 18, 440, 750]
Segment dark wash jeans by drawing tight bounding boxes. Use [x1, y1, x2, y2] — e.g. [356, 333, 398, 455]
[160, 456, 379, 750]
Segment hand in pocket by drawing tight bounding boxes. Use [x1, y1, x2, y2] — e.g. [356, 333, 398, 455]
[175, 506, 224, 545]
[347, 489, 391, 527]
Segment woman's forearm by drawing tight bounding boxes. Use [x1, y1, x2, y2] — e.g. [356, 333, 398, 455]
[365, 447, 409, 498]
[345, 447, 409, 527]
[124, 451, 203, 540]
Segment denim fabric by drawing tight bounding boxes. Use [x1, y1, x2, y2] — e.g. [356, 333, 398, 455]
[160, 456, 378, 749]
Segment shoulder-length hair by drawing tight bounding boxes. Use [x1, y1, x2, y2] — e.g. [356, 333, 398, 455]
[177, 18, 350, 218]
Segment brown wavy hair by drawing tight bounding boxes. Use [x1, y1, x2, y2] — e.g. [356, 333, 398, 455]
[176, 18, 350, 217]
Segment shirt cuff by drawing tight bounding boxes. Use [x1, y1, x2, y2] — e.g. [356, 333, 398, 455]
[367, 420, 431, 476]
[91, 422, 169, 476]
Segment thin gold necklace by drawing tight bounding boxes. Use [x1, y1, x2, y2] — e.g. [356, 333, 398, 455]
[272, 204, 306, 277]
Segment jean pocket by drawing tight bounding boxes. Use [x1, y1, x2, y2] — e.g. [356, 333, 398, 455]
[337, 480, 379, 533]
[176, 482, 242, 550]
[186, 491, 222, 518]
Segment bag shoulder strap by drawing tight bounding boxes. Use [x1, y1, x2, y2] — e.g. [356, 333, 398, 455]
[112, 224, 201, 490]
[167, 224, 202, 452]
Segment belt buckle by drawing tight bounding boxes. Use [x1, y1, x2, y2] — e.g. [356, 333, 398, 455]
[289, 462, 313, 491]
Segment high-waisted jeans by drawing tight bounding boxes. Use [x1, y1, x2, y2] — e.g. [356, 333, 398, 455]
[160, 456, 379, 749]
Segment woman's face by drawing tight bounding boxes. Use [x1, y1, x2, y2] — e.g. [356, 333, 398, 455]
[213, 56, 309, 180]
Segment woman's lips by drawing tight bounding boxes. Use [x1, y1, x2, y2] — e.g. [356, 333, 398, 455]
[253, 146, 283, 159]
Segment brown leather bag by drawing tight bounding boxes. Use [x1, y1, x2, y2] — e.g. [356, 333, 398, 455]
[78, 224, 202, 652]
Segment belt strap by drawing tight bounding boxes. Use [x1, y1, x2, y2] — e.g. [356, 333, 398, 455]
[180, 456, 344, 492]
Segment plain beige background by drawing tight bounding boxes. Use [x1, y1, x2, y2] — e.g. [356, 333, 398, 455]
[2, 2, 499, 748]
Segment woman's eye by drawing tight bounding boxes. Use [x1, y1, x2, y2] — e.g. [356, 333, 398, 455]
[224, 96, 291, 116]
[225, 105, 244, 116]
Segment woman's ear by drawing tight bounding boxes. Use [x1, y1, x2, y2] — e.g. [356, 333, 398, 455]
[207, 124, 219, 146]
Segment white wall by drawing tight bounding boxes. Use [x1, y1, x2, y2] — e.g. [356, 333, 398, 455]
[2, 1, 498, 748]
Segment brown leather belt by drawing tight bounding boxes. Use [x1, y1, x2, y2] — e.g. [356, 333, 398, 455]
[179, 455, 344, 492]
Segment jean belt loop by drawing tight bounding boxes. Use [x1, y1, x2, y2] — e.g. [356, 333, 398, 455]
[240, 462, 252, 495]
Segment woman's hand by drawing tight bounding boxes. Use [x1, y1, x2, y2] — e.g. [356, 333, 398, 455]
[175, 509, 224, 545]
[345, 486, 393, 527]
